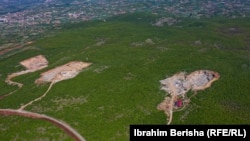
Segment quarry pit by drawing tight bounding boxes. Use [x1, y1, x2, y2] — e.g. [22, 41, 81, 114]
[157, 70, 220, 125]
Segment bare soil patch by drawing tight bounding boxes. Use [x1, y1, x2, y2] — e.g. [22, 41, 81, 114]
[152, 17, 179, 26]
[219, 27, 245, 36]
[20, 54, 48, 70]
[157, 70, 220, 125]
[35, 61, 92, 84]
[5, 55, 48, 88]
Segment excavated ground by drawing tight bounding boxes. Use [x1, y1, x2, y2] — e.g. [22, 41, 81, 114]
[35, 61, 92, 84]
[157, 70, 220, 125]
[5, 55, 48, 88]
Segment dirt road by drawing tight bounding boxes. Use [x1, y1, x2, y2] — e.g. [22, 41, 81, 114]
[0, 109, 85, 141]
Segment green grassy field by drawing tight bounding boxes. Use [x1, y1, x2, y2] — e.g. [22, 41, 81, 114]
[0, 13, 250, 140]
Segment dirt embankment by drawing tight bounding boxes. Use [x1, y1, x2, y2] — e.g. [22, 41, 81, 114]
[157, 70, 220, 125]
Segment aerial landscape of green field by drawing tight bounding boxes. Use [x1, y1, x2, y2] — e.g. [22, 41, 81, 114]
[1, 13, 249, 140]
[0, 1, 250, 140]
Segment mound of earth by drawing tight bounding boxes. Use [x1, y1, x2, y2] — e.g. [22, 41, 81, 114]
[157, 70, 220, 125]
[35, 61, 92, 84]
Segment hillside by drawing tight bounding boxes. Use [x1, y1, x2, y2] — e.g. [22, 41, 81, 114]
[0, 13, 250, 141]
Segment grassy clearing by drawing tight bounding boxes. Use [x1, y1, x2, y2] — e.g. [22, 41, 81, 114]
[0, 13, 249, 140]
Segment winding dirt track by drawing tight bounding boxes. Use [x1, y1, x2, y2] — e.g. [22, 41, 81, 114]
[19, 82, 54, 110]
[0, 89, 19, 100]
[0, 109, 85, 141]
